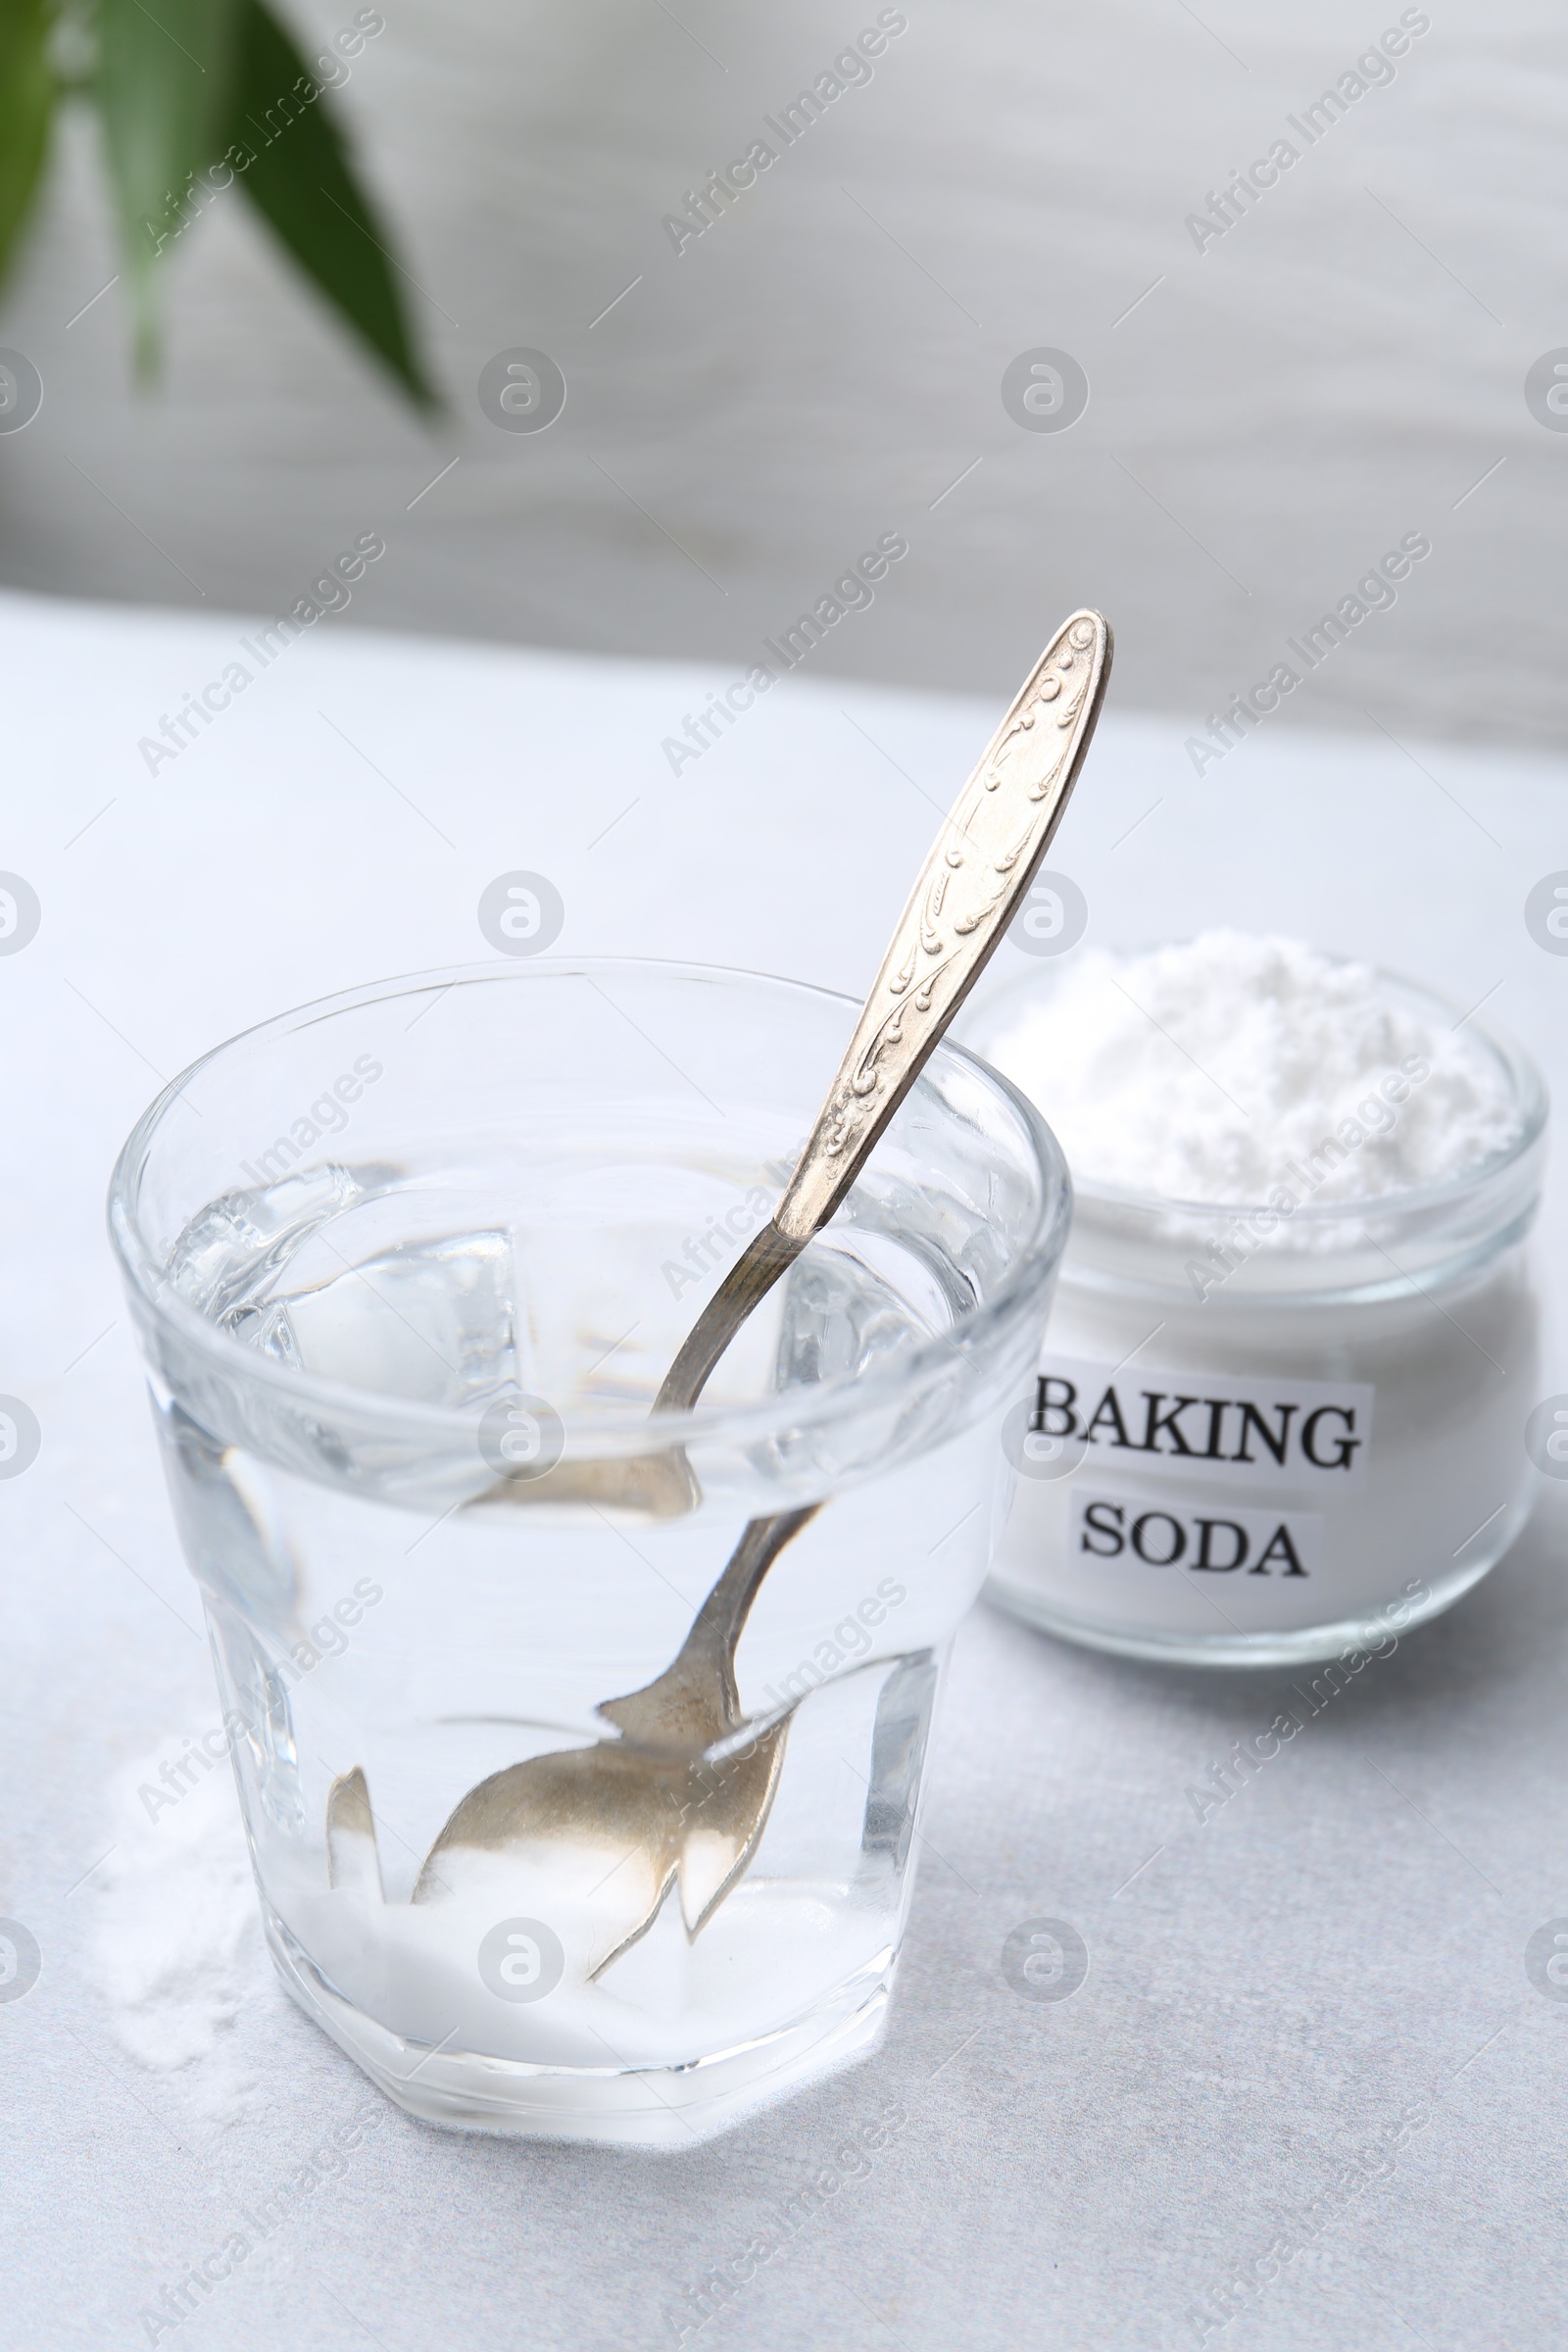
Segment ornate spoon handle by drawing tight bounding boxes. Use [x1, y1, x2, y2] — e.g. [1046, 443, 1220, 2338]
[656, 608, 1111, 1414]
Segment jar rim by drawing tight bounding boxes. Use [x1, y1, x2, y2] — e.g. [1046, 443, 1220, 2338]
[963, 948, 1548, 1229]
[106, 956, 1072, 1456]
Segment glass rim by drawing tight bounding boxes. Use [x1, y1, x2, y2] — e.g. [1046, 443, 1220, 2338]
[964, 947, 1549, 1230]
[106, 956, 1072, 1453]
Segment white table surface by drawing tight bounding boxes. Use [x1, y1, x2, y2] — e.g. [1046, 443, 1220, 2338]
[3, 587, 1567, 2351]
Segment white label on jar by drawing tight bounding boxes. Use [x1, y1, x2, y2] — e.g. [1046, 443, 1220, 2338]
[1070, 1491, 1326, 1578]
[1035, 1355, 1376, 1493]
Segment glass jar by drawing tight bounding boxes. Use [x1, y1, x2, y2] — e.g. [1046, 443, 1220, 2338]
[962, 964, 1548, 1667]
[108, 959, 1069, 2145]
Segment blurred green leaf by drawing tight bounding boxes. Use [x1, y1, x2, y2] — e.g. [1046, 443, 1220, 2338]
[0, 0, 59, 295]
[223, 0, 435, 409]
[94, 0, 239, 369]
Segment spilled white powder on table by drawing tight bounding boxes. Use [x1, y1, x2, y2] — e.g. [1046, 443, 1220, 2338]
[983, 932, 1520, 1203]
[87, 1747, 274, 2127]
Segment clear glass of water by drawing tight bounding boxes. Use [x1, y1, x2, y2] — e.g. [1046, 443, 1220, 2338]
[109, 961, 1069, 2147]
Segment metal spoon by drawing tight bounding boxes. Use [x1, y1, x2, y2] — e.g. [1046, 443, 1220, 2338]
[335, 610, 1112, 1972]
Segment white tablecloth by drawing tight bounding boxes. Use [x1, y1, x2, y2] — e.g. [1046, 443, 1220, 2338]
[4, 588, 1565, 2350]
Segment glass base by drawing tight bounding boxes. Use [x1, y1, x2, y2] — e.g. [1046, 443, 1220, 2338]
[265, 1911, 892, 2149]
[982, 1553, 1499, 1668]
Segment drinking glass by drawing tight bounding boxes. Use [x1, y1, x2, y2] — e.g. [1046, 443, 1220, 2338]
[109, 961, 1070, 2146]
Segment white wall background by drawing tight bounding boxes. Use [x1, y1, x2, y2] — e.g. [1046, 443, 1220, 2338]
[0, 0, 1563, 749]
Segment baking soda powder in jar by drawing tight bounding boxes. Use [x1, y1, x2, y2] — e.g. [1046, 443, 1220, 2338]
[963, 934, 1548, 1666]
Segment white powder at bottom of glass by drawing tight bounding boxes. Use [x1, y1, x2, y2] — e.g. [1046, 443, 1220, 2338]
[982, 930, 1521, 1204]
[87, 1748, 274, 2128]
